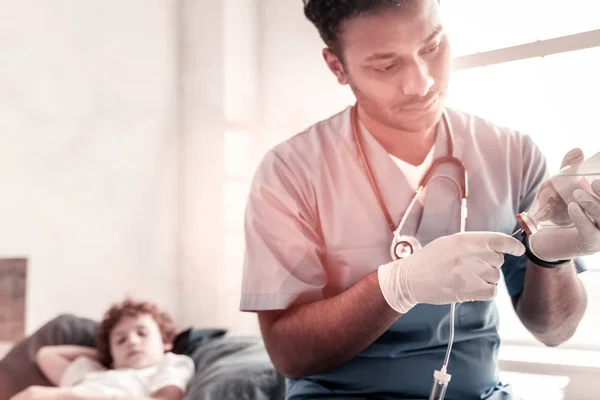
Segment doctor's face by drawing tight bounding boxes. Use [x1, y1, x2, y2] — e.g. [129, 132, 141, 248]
[324, 0, 451, 133]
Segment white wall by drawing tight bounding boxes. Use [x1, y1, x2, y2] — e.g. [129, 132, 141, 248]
[179, 0, 328, 335]
[178, 0, 264, 335]
[178, 0, 226, 331]
[177, 0, 352, 336]
[0, 0, 180, 332]
[260, 1, 354, 147]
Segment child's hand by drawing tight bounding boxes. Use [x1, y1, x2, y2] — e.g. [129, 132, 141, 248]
[9, 386, 72, 400]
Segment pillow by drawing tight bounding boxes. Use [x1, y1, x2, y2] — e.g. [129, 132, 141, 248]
[172, 328, 228, 356]
[0, 314, 98, 398]
[185, 336, 285, 400]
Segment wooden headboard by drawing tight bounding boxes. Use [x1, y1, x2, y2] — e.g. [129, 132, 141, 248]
[0, 258, 26, 342]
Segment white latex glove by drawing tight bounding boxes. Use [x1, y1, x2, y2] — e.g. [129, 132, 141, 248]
[529, 148, 600, 262]
[378, 232, 525, 314]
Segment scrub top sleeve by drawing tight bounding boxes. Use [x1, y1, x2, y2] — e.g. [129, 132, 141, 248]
[240, 149, 327, 311]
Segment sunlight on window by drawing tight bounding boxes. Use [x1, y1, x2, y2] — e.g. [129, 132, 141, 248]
[500, 345, 600, 368]
[498, 344, 600, 369]
[499, 371, 569, 400]
[571, 273, 600, 346]
[224, 180, 251, 231]
[448, 45, 600, 170]
[223, 129, 258, 232]
[442, 0, 600, 57]
[447, 44, 600, 351]
[223, 0, 258, 124]
[224, 130, 254, 178]
[223, 232, 246, 292]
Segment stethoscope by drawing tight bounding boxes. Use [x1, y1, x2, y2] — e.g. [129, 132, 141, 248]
[350, 104, 470, 399]
[350, 104, 469, 261]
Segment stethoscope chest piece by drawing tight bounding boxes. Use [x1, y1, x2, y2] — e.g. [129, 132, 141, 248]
[390, 235, 422, 260]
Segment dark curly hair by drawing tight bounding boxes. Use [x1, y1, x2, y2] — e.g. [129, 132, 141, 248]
[96, 298, 177, 367]
[303, 0, 432, 56]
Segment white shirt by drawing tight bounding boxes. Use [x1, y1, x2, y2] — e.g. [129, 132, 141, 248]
[356, 116, 439, 192]
[60, 353, 195, 396]
[388, 143, 436, 192]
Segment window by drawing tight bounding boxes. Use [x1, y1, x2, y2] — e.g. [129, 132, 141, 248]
[448, 47, 600, 174]
[443, 0, 600, 372]
[442, 0, 600, 57]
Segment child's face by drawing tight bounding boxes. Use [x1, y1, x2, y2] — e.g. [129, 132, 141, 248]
[109, 313, 172, 369]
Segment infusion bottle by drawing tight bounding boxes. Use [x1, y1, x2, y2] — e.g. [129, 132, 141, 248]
[517, 152, 600, 235]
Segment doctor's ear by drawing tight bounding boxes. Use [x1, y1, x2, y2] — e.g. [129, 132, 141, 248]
[323, 48, 349, 85]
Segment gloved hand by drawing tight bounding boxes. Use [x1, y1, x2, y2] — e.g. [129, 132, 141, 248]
[529, 148, 600, 262]
[378, 232, 525, 314]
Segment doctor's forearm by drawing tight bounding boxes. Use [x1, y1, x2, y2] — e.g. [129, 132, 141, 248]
[515, 260, 587, 346]
[258, 271, 401, 379]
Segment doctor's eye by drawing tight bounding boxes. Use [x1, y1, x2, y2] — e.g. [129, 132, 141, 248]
[373, 63, 397, 73]
[421, 43, 441, 55]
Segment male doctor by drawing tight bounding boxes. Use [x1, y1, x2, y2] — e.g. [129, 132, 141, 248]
[240, 1, 596, 399]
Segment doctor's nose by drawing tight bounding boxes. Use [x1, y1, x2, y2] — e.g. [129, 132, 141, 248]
[400, 60, 434, 97]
